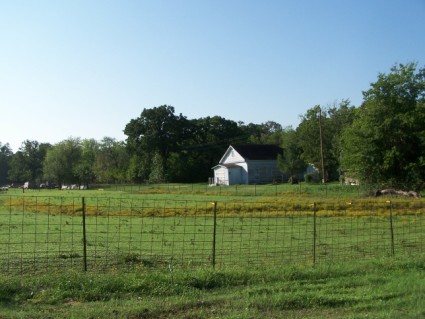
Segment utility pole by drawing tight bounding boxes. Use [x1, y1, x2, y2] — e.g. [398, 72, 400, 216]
[318, 107, 325, 183]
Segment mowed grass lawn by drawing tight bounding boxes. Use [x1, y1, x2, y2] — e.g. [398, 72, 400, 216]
[0, 258, 425, 319]
[0, 184, 425, 318]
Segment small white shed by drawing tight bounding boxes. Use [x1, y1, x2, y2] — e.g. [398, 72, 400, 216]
[212, 144, 284, 185]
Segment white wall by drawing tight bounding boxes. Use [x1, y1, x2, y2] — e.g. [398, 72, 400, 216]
[221, 148, 244, 164]
[214, 166, 229, 185]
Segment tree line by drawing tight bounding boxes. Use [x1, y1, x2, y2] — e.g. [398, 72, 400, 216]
[0, 62, 424, 191]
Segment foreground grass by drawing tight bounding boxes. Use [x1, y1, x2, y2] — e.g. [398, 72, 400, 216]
[1, 258, 424, 319]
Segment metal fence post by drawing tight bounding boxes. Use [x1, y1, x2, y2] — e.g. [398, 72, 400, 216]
[389, 200, 395, 256]
[313, 202, 317, 265]
[82, 197, 88, 272]
[212, 201, 217, 269]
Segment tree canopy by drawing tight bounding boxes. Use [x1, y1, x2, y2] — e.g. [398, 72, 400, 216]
[8, 140, 51, 185]
[296, 100, 356, 182]
[342, 62, 425, 190]
[277, 127, 307, 182]
[124, 106, 252, 183]
[0, 143, 12, 185]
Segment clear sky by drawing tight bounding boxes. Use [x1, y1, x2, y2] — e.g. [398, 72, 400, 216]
[1, 0, 424, 152]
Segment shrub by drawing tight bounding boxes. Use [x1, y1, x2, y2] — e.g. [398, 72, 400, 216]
[304, 172, 320, 183]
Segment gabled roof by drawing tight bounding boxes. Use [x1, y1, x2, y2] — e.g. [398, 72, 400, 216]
[231, 144, 282, 160]
[212, 163, 242, 170]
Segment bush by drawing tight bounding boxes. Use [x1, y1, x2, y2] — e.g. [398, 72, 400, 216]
[304, 172, 320, 183]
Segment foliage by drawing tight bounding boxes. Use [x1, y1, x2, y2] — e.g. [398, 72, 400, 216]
[304, 172, 320, 183]
[126, 154, 150, 182]
[125, 108, 253, 183]
[94, 137, 129, 183]
[0, 142, 13, 185]
[149, 152, 166, 183]
[8, 151, 31, 183]
[342, 63, 425, 191]
[124, 105, 188, 176]
[242, 121, 284, 145]
[277, 127, 307, 179]
[170, 116, 247, 182]
[296, 100, 356, 182]
[7, 140, 52, 184]
[73, 138, 98, 186]
[43, 138, 82, 187]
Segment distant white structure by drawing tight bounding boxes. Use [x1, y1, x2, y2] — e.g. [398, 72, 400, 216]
[212, 145, 284, 185]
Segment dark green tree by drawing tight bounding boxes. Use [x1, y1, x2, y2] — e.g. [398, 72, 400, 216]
[0, 142, 13, 185]
[297, 100, 356, 182]
[94, 137, 129, 183]
[326, 100, 357, 180]
[169, 116, 246, 182]
[8, 140, 51, 185]
[74, 138, 99, 187]
[127, 154, 151, 183]
[277, 127, 307, 182]
[8, 151, 31, 183]
[342, 63, 425, 190]
[148, 152, 166, 183]
[124, 105, 188, 181]
[43, 138, 82, 187]
[296, 106, 330, 181]
[243, 121, 284, 145]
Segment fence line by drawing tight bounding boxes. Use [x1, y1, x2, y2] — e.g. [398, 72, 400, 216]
[78, 183, 368, 197]
[0, 195, 424, 274]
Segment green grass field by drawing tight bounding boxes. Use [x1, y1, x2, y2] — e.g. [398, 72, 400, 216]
[1, 190, 424, 272]
[0, 258, 424, 319]
[0, 183, 424, 318]
[1, 184, 425, 273]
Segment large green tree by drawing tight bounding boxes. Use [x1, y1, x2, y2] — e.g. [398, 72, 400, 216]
[94, 137, 129, 183]
[243, 121, 284, 145]
[8, 140, 51, 185]
[297, 100, 355, 182]
[124, 107, 250, 183]
[342, 63, 425, 190]
[277, 127, 307, 181]
[0, 142, 13, 185]
[43, 138, 82, 187]
[169, 116, 245, 182]
[124, 105, 188, 182]
[74, 138, 99, 187]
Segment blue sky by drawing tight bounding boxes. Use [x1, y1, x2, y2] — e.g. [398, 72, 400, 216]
[1, 0, 424, 152]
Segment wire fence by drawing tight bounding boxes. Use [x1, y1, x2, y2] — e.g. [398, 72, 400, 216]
[85, 183, 370, 197]
[0, 195, 424, 274]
